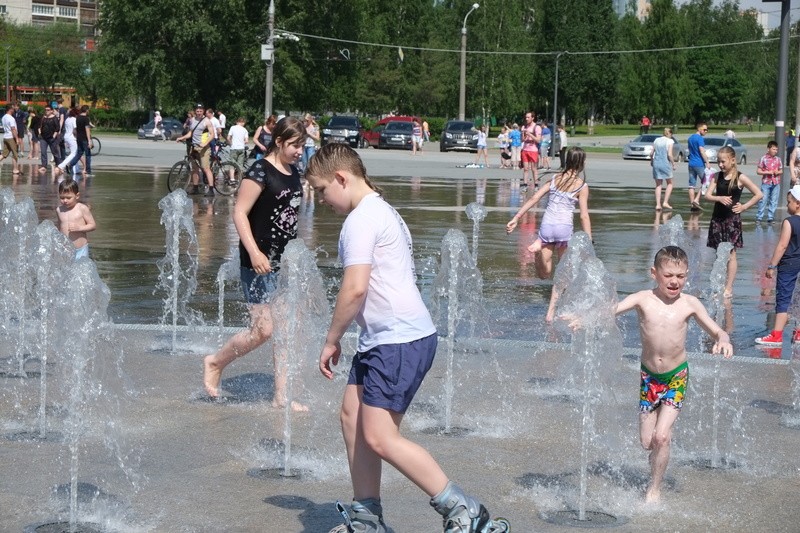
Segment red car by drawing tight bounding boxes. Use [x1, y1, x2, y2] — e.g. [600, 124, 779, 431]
[360, 115, 421, 148]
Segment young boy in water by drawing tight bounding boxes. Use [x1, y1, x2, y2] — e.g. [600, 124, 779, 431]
[615, 246, 732, 503]
[56, 178, 96, 260]
[306, 143, 508, 533]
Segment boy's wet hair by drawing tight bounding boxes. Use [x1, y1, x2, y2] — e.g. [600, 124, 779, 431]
[654, 245, 688, 268]
[768, 140, 778, 149]
[266, 116, 307, 154]
[306, 144, 382, 195]
[58, 179, 80, 195]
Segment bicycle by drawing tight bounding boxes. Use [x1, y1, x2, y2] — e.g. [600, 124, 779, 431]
[90, 136, 101, 156]
[167, 141, 242, 196]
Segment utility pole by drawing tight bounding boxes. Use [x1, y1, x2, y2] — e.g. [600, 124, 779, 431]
[764, 0, 790, 197]
[263, 0, 275, 119]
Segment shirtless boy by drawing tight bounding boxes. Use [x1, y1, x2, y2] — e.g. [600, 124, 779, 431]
[56, 179, 96, 260]
[615, 246, 732, 503]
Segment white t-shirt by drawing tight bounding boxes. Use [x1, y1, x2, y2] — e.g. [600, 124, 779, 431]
[2, 114, 16, 139]
[228, 124, 248, 150]
[339, 193, 436, 351]
[63, 116, 76, 139]
[217, 113, 226, 129]
[209, 117, 222, 137]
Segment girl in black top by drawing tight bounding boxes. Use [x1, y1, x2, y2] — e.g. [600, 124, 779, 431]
[704, 146, 762, 298]
[203, 117, 307, 406]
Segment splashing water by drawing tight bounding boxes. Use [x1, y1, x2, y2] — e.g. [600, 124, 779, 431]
[554, 235, 621, 521]
[1, 198, 39, 376]
[430, 229, 483, 434]
[216, 245, 240, 339]
[704, 242, 733, 468]
[465, 202, 488, 264]
[156, 190, 200, 352]
[58, 258, 111, 530]
[33, 221, 74, 438]
[270, 239, 330, 476]
[658, 214, 687, 249]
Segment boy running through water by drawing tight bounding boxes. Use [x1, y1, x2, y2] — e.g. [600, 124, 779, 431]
[306, 144, 508, 533]
[56, 178, 96, 260]
[615, 246, 732, 502]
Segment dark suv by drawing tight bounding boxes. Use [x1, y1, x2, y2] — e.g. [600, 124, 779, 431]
[321, 115, 363, 148]
[440, 120, 478, 152]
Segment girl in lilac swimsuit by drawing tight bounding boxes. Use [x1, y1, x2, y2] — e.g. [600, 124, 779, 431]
[506, 147, 592, 279]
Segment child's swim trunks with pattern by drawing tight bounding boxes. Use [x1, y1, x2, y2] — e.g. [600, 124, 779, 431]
[639, 361, 689, 412]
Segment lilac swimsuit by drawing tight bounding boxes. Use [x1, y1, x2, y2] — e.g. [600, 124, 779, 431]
[538, 176, 585, 246]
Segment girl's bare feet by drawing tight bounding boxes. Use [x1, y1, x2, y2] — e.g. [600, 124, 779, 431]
[272, 399, 309, 412]
[527, 239, 543, 254]
[203, 355, 221, 397]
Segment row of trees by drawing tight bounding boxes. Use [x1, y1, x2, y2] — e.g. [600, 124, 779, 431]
[0, 0, 793, 125]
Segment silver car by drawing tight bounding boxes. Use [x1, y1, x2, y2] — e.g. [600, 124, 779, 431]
[702, 136, 747, 165]
[622, 134, 685, 162]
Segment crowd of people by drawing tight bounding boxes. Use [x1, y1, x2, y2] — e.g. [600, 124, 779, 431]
[5, 107, 797, 530]
[0, 99, 94, 178]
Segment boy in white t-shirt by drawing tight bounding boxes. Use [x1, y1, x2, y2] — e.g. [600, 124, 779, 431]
[306, 144, 509, 533]
[226, 117, 249, 171]
[0, 106, 20, 174]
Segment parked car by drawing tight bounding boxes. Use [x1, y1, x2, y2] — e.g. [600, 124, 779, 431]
[621, 134, 685, 162]
[378, 121, 415, 150]
[138, 117, 184, 140]
[702, 136, 747, 165]
[439, 120, 478, 152]
[321, 115, 363, 148]
[361, 115, 421, 148]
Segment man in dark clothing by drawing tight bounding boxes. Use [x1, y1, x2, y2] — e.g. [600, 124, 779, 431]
[38, 105, 63, 172]
[13, 102, 28, 155]
[75, 106, 93, 176]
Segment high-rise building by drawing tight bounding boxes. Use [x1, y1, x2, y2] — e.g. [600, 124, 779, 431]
[0, 0, 98, 37]
[613, 0, 651, 20]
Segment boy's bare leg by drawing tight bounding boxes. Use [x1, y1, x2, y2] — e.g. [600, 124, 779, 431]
[522, 162, 530, 186]
[359, 401, 449, 498]
[640, 406, 680, 503]
[203, 303, 273, 397]
[342, 384, 383, 500]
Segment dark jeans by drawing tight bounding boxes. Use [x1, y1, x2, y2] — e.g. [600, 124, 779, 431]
[40, 137, 62, 167]
[77, 139, 92, 173]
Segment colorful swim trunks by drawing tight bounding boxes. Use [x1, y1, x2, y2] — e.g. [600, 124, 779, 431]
[639, 361, 689, 412]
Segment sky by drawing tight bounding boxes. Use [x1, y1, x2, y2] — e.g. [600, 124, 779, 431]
[685, 0, 799, 29]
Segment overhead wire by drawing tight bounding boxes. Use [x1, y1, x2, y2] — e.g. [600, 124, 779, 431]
[277, 28, 792, 57]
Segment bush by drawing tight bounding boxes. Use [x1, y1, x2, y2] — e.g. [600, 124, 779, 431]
[89, 108, 150, 131]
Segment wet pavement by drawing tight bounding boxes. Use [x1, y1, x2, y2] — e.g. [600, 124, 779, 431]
[1, 136, 799, 532]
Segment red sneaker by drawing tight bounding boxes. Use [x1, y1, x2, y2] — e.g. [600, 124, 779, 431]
[755, 331, 783, 346]
[793, 330, 800, 343]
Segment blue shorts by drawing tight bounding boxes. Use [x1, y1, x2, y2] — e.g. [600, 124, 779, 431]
[74, 244, 89, 260]
[240, 267, 278, 305]
[347, 333, 437, 413]
[688, 166, 704, 188]
[776, 262, 800, 313]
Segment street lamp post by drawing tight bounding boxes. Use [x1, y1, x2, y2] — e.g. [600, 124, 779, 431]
[552, 52, 563, 143]
[263, 0, 275, 119]
[764, 0, 790, 197]
[5, 45, 10, 104]
[458, 3, 479, 121]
